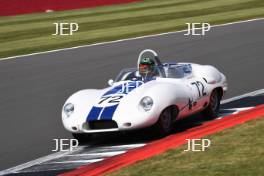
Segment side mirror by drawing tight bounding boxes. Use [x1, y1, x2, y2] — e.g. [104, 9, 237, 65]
[108, 79, 114, 86]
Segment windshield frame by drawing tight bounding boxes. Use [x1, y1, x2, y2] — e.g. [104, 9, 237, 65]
[114, 66, 165, 82]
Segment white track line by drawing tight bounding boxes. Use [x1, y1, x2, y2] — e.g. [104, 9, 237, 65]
[217, 107, 254, 119]
[0, 146, 85, 176]
[221, 107, 253, 112]
[47, 159, 104, 164]
[1, 18, 264, 62]
[221, 89, 264, 104]
[98, 143, 146, 148]
[0, 143, 145, 175]
[0, 89, 263, 175]
[67, 151, 126, 157]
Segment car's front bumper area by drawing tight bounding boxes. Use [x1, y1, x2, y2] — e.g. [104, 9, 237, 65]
[64, 112, 159, 133]
[62, 101, 160, 134]
[67, 120, 120, 133]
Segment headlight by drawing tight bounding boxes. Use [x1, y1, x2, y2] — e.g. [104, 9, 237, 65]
[63, 103, 74, 117]
[140, 96, 153, 111]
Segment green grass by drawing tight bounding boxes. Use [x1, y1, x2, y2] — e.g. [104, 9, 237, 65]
[106, 117, 264, 176]
[1, 0, 264, 59]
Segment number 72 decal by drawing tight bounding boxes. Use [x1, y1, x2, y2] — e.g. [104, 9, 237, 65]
[98, 95, 124, 104]
[191, 81, 206, 98]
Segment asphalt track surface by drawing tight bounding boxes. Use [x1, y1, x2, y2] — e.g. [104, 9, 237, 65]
[0, 19, 264, 171]
[3, 92, 264, 176]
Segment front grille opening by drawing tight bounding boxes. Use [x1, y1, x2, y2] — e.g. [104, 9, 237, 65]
[88, 120, 118, 130]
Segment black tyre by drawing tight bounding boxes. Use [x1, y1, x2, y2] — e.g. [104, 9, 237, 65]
[203, 89, 221, 119]
[72, 133, 92, 144]
[154, 107, 178, 136]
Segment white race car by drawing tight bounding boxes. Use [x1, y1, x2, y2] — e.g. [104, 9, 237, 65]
[62, 49, 227, 142]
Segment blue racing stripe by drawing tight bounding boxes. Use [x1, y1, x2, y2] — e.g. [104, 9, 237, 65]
[87, 106, 103, 121]
[103, 84, 123, 96]
[86, 81, 144, 121]
[100, 104, 119, 120]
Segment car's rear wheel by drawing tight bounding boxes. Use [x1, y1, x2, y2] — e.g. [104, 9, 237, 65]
[202, 89, 221, 119]
[155, 106, 178, 136]
[72, 133, 92, 144]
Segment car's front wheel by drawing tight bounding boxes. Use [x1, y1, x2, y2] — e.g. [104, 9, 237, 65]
[202, 89, 221, 119]
[72, 133, 92, 144]
[154, 106, 178, 136]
